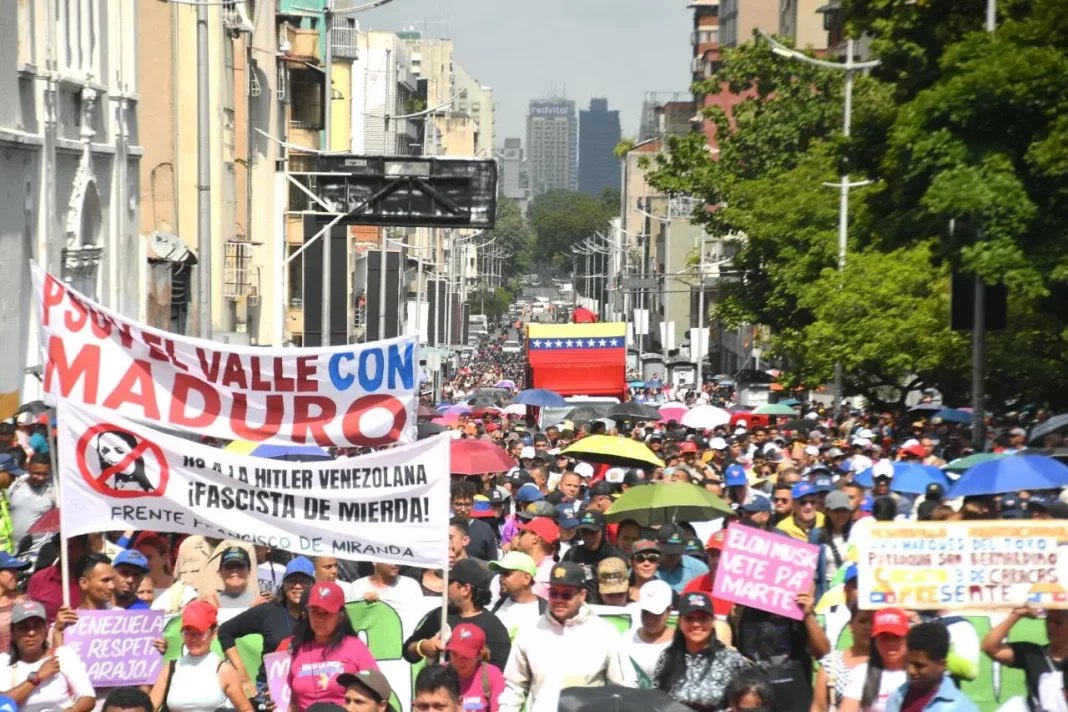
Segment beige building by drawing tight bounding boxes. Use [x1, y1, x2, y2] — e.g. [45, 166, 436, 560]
[780, 0, 829, 51]
[718, 0, 779, 47]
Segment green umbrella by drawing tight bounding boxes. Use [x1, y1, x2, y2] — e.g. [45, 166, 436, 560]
[753, 403, 798, 416]
[605, 482, 734, 526]
[942, 451, 1010, 473]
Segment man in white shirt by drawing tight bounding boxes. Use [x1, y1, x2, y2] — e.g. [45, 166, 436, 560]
[348, 561, 424, 607]
[489, 552, 545, 638]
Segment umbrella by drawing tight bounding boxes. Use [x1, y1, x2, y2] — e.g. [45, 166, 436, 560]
[572, 307, 598, 324]
[502, 403, 528, 416]
[224, 441, 332, 462]
[942, 451, 1010, 473]
[680, 405, 731, 429]
[780, 418, 816, 433]
[646, 379, 664, 389]
[562, 435, 664, 469]
[779, 398, 801, 406]
[658, 404, 688, 423]
[494, 380, 516, 389]
[513, 389, 568, 408]
[605, 482, 733, 526]
[608, 402, 662, 421]
[933, 408, 972, 424]
[853, 463, 948, 494]
[947, 455, 1068, 499]
[449, 439, 516, 476]
[443, 405, 473, 415]
[417, 404, 438, 420]
[468, 395, 503, 409]
[1029, 413, 1068, 446]
[471, 406, 502, 417]
[28, 508, 60, 535]
[417, 422, 446, 439]
[564, 405, 612, 425]
[431, 414, 459, 426]
[1018, 447, 1068, 465]
[753, 403, 798, 416]
[627, 380, 646, 388]
[559, 686, 692, 712]
[907, 403, 944, 413]
[15, 401, 51, 417]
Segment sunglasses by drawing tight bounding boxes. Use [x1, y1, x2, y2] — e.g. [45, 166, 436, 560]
[797, 498, 818, 507]
[633, 553, 660, 564]
[547, 588, 578, 601]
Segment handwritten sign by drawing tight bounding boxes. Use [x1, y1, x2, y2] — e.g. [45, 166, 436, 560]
[64, 609, 164, 686]
[856, 520, 1068, 610]
[264, 651, 292, 709]
[711, 523, 819, 620]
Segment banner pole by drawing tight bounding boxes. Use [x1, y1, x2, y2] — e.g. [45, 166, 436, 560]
[46, 418, 70, 608]
[438, 565, 449, 645]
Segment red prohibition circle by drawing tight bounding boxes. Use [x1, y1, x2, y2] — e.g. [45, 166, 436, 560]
[75, 423, 170, 499]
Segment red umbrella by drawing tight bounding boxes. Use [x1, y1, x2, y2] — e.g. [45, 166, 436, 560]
[472, 406, 502, 418]
[572, 307, 598, 324]
[417, 404, 438, 420]
[450, 439, 516, 476]
[28, 508, 61, 535]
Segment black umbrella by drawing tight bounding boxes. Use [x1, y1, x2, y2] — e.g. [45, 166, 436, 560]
[564, 404, 611, 425]
[417, 422, 446, 439]
[608, 402, 661, 421]
[15, 401, 51, 417]
[468, 395, 503, 408]
[780, 418, 816, 433]
[906, 403, 944, 413]
[559, 686, 692, 712]
[1029, 413, 1068, 446]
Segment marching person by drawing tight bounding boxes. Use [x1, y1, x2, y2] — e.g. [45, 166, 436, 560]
[622, 580, 675, 685]
[445, 623, 505, 712]
[628, 540, 662, 604]
[884, 623, 977, 712]
[488, 552, 545, 638]
[337, 670, 394, 712]
[839, 608, 910, 712]
[111, 550, 151, 610]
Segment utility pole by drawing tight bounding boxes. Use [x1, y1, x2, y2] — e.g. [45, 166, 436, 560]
[196, 2, 212, 338]
[377, 46, 392, 342]
[322, 0, 334, 346]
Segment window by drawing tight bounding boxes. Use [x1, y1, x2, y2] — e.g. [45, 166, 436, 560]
[287, 244, 304, 305]
[289, 68, 324, 129]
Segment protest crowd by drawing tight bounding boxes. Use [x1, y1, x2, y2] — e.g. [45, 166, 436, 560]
[3, 292, 1068, 712]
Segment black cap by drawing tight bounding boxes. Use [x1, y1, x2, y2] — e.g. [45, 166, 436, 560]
[508, 469, 534, 487]
[576, 509, 605, 531]
[916, 500, 939, 521]
[589, 480, 617, 499]
[925, 483, 945, 500]
[450, 559, 490, 589]
[219, 546, 251, 568]
[657, 523, 688, 554]
[548, 561, 586, 588]
[678, 591, 715, 616]
[623, 469, 646, 486]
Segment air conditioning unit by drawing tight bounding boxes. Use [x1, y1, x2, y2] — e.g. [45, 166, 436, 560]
[223, 1, 255, 35]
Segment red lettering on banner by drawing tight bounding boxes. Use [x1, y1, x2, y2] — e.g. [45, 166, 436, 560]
[196, 349, 222, 383]
[231, 393, 284, 441]
[115, 321, 134, 350]
[41, 275, 66, 327]
[64, 292, 89, 333]
[249, 357, 272, 391]
[296, 357, 317, 392]
[221, 353, 249, 390]
[273, 358, 295, 392]
[292, 396, 336, 446]
[44, 337, 100, 401]
[164, 338, 190, 372]
[87, 304, 114, 340]
[101, 360, 161, 420]
[142, 333, 170, 363]
[342, 394, 408, 446]
[170, 374, 221, 427]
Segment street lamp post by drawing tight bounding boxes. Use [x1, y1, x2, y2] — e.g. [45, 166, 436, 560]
[759, 31, 880, 418]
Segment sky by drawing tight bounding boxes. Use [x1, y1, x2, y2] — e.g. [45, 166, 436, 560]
[353, 0, 694, 144]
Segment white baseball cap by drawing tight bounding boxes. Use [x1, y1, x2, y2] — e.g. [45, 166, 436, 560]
[520, 446, 536, 459]
[710, 437, 728, 450]
[804, 445, 819, 456]
[574, 462, 595, 479]
[638, 579, 673, 615]
[902, 438, 920, 448]
[873, 460, 894, 478]
[736, 419, 748, 428]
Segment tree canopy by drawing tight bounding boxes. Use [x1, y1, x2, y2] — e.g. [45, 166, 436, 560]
[484, 198, 534, 280]
[526, 189, 618, 271]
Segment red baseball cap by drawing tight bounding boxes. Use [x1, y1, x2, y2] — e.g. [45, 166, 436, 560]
[486, 423, 499, 433]
[705, 530, 726, 551]
[307, 581, 346, 614]
[873, 608, 910, 637]
[445, 623, 485, 659]
[519, 517, 560, 544]
[901, 444, 927, 458]
[182, 600, 218, 632]
[679, 441, 699, 453]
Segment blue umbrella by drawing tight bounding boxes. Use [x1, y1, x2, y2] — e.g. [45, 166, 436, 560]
[646, 379, 664, 389]
[229, 442, 332, 463]
[933, 408, 971, 424]
[947, 455, 1068, 499]
[512, 388, 568, 407]
[854, 462, 948, 494]
[628, 380, 645, 388]
[779, 398, 801, 407]
[443, 404, 473, 415]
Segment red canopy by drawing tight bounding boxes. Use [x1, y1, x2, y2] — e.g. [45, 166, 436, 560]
[449, 439, 516, 476]
[572, 307, 598, 324]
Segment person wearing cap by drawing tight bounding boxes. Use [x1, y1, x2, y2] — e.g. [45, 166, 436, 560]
[654, 523, 709, 593]
[839, 607, 910, 712]
[595, 557, 630, 607]
[488, 552, 545, 637]
[0, 454, 22, 556]
[451, 481, 499, 563]
[173, 536, 257, 605]
[739, 497, 773, 531]
[8, 453, 55, 560]
[219, 556, 315, 695]
[111, 550, 151, 611]
[287, 581, 379, 711]
[149, 600, 253, 712]
[553, 504, 579, 559]
[444, 622, 505, 712]
[498, 482, 541, 549]
[499, 561, 628, 712]
[337, 669, 393, 712]
[513, 517, 559, 600]
[211, 546, 261, 608]
[622, 579, 676, 683]
[680, 531, 734, 624]
[585, 481, 617, 514]
[724, 464, 751, 509]
[884, 623, 978, 712]
[777, 481, 826, 542]
[561, 511, 625, 599]
[404, 559, 510, 671]
[812, 490, 854, 597]
[0, 599, 95, 712]
[651, 591, 749, 711]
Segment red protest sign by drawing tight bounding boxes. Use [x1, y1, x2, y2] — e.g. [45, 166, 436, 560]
[75, 423, 169, 499]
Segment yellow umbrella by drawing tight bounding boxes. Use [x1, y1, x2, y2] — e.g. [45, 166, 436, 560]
[562, 435, 664, 469]
[224, 440, 258, 455]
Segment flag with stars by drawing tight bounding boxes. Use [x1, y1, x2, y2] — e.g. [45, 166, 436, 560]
[526, 323, 627, 397]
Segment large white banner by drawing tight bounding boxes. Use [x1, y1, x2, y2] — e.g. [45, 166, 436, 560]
[56, 401, 450, 568]
[33, 264, 418, 446]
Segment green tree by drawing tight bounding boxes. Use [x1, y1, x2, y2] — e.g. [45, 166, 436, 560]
[469, 287, 511, 318]
[526, 190, 617, 270]
[484, 199, 533, 279]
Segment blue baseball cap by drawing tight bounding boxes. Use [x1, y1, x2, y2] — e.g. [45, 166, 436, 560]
[515, 483, 544, 503]
[812, 474, 834, 493]
[0, 455, 25, 477]
[556, 504, 580, 529]
[284, 556, 315, 580]
[0, 552, 30, 572]
[741, 497, 772, 513]
[113, 550, 150, 572]
[791, 481, 816, 500]
[725, 464, 748, 487]
[859, 495, 873, 513]
[843, 563, 858, 584]
[837, 460, 854, 473]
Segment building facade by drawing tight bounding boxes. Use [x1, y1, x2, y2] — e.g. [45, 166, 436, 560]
[718, 0, 779, 47]
[780, 0, 830, 52]
[526, 98, 577, 195]
[578, 98, 621, 196]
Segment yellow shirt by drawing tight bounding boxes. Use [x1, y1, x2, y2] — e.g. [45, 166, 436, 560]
[776, 511, 826, 541]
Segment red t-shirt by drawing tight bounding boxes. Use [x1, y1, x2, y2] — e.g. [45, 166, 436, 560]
[682, 573, 733, 618]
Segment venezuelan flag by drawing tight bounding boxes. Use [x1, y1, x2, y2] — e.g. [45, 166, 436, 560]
[526, 323, 626, 397]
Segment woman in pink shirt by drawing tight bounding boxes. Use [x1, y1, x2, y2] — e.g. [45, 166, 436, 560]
[286, 582, 379, 712]
[445, 623, 504, 712]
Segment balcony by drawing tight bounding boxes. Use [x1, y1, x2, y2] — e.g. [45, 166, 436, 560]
[282, 23, 320, 62]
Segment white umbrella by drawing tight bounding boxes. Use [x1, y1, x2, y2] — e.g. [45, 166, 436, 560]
[658, 402, 689, 411]
[681, 405, 732, 429]
[503, 403, 528, 416]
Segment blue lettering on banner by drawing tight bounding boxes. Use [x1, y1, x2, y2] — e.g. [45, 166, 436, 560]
[327, 343, 415, 392]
